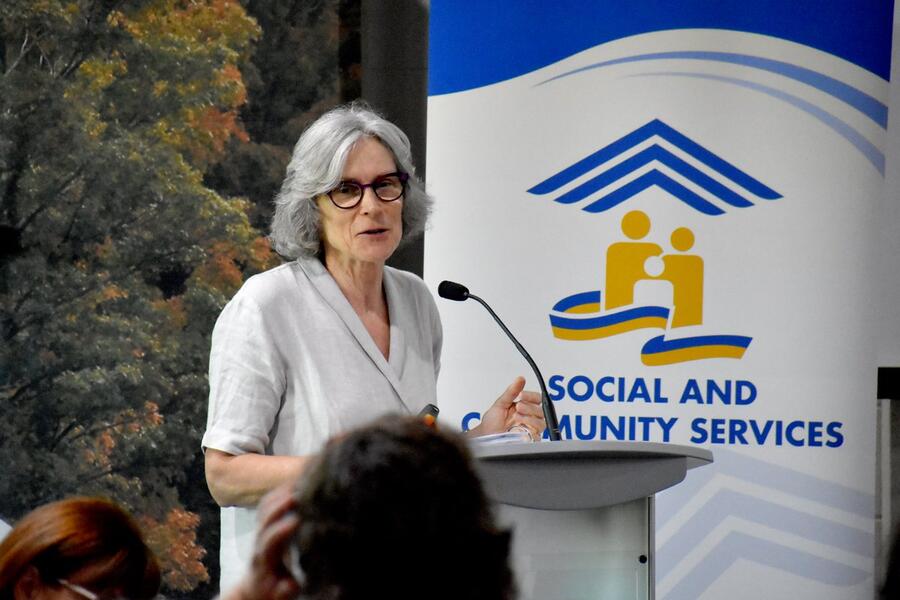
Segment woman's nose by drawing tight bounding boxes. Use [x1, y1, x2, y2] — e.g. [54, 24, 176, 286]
[358, 186, 382, 213]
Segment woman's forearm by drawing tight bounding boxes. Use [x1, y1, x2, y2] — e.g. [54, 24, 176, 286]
[205, 449, 313, 507]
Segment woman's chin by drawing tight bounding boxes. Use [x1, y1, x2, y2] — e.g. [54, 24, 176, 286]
[355, 238, 400, 263]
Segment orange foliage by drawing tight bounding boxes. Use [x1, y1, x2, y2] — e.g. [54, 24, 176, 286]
[98, 430, 116, 453]
[192, 241, 244, 294]
[100, 284, 129, 302]
[140, 508, 209, 591]
[218, 63, 248, 105]
[144, 401, 163, 427]
[83, 430, 115, 469]
[152, 296, 188, 330]
[109, 0, 257, 168]
[192, 107, 249, 156]
[250, 236, 278, 270]
[83, 402, 165, 466]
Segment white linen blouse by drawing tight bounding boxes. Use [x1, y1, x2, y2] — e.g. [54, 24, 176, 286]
[201, 256, 442, 591]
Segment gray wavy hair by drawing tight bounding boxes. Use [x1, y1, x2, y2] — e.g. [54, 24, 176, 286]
[270, 102, 433, 259]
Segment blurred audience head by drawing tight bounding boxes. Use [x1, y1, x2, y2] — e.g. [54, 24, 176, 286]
[0, 497, 160, 600]
[292, 415, 513, 600]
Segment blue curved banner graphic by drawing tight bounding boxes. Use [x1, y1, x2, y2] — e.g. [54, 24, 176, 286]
[430, 0, 893, 95]
[538, 51, 888, 128]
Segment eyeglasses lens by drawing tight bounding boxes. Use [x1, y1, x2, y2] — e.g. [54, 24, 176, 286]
[329, 175, 404, 208]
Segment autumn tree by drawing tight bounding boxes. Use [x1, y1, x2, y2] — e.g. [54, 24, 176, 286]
[207, 0, 360, 229]
[0, 0, 277, 594]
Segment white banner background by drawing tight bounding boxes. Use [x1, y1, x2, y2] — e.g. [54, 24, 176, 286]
[426, 24, 888, 600]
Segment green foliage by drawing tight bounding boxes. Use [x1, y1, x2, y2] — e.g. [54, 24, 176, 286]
[208, 0, 360, 229]
[0, 0, 278, 593]
[0, 0, 358, 594]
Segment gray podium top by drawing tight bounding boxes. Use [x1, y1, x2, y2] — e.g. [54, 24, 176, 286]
[471, 440, 713, 510]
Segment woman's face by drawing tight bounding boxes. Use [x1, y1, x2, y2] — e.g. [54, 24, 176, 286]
[318, 136, 404, 268]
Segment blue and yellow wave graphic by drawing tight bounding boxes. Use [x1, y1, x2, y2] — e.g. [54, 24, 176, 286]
[550, 291, 669, 340]
[641, 333, 752, 366]
[549, 290, 752, 364]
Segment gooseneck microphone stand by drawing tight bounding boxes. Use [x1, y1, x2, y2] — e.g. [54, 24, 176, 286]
[438, 280, 562, 441]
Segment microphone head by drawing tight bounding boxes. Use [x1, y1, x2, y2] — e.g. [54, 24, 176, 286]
[438, 280, 470, 301]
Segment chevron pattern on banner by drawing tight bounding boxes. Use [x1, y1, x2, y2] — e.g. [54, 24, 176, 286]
[656, 448, 875, 599]
[528, 119, 782, 215]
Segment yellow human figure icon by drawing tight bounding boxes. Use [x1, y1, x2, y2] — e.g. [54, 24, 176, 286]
[604, 210, 662, 311]
[659, 227, 704, 328]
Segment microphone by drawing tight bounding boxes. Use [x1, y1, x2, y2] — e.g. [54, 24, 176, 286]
[438, 280, 562, 441]
[437, 280, 469, 301]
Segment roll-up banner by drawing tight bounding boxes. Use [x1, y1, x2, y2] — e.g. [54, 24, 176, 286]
[425, 2, 894, 598]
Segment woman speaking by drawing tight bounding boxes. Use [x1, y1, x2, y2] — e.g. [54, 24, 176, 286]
[202, 103, 545, 590]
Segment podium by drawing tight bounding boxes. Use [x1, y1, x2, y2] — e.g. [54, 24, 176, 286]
[472, 440, 713, 600]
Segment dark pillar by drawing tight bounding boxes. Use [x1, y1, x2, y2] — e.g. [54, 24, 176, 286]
[361, 1, 430, 276]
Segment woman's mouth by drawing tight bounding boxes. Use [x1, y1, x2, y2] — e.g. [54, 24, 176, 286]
[360, 228, 388, 236]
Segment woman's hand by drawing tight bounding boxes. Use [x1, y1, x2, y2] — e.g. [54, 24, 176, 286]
[224, 484, 302, 600]
[468, 376, 546, 438]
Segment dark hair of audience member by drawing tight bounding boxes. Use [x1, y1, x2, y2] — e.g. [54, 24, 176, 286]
[292, 416, 514, 600]
[0, 497, 160, 600]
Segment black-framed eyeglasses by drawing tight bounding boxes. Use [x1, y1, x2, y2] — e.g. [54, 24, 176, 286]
[326, 172, 408, 209]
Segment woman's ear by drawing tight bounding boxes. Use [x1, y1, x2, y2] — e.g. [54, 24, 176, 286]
[13, 566, 42, 600]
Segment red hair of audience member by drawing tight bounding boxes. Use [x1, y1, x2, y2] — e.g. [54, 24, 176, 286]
[0, 497, 160, 600]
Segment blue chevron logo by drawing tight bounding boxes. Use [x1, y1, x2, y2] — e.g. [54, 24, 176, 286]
[528, 119, 781, 215]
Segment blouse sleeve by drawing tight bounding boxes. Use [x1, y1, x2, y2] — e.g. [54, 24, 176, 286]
[201, 292, 287, 456]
